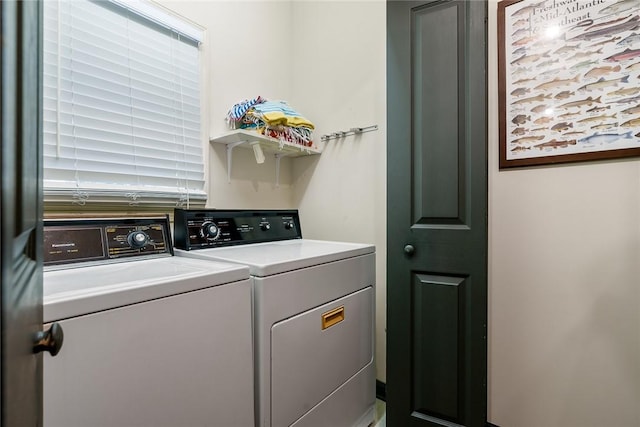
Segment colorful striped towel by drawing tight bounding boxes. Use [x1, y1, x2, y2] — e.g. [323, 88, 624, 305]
[226, 96, 266, 122]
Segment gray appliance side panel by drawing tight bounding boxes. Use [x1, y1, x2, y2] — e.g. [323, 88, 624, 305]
[44, 279, 254, 427]
[271, 287, 374, 427]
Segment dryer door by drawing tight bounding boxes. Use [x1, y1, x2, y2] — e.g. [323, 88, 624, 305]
[271, 286, 373, 427]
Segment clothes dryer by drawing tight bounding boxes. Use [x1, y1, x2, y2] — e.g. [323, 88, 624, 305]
[43, 216, 254, 427]
[174, 209, 376, 427]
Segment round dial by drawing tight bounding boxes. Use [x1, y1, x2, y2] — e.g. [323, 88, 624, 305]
[201, 222, 220, 240]
[284, 221, 295, 230]
[260, 223, 271, 231]
[127, 231, 149, 249]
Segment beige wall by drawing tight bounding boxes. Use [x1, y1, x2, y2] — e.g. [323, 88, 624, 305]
[488, 1, 640, 426]
[159, 0, 296, 210]
[289, 0, 387, 383]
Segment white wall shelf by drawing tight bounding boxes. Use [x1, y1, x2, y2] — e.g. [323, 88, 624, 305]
[210, 129, 322, 186]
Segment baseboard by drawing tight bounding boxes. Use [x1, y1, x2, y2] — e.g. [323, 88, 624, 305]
[376, 380, 386, 401]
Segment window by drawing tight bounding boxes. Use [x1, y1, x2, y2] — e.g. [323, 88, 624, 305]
[43, 0, 206, 208]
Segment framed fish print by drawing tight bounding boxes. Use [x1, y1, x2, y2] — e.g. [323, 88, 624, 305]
[498, 0, 640, 169]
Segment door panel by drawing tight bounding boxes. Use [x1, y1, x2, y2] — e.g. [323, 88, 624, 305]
[1, 1, 44, 426]
[387, 1, 487, 426]
[413, 3, 461, 222]
[412, 274, 465, 422]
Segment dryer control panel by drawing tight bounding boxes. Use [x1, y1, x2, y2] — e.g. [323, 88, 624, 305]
[43, 216, 173, 267]
[174, 209, 302, 250]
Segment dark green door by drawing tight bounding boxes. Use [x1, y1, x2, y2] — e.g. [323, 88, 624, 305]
[386, 1, 488, 426]
[1, 1, 45, 425]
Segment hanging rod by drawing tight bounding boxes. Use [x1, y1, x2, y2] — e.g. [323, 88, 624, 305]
[320, 125, 378, 142]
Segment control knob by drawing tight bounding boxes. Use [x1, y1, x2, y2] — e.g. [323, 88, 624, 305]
[260, 223, 271, 231]
[284, 221, 295, 230]
[201, 222, 220, 240]
[127, 231, 150, 248]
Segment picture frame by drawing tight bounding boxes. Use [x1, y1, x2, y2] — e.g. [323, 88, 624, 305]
[498, 0, 640, 169]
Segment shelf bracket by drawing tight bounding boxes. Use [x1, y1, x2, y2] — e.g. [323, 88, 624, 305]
[274, 153, 282, 188]
[226, 141, 245, 183]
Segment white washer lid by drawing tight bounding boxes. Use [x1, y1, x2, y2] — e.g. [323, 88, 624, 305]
[176, 239, 374, 277]
[43, 256, 249, 322]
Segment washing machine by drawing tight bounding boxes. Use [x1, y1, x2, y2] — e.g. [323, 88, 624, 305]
[43, 216, 254, 427]
[173, 209, 376, 427]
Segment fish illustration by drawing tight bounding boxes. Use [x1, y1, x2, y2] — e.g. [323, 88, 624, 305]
[553, 44, 579, 55]
[512, 114, 530, 125]
[512, 135, 544, 144]
[513, 66, 533, 76]
[620, 105, 640, 115]
[569, 16, 640, 42]
[511, 1, 546, 17]
[551, 122, 573, 132]
[567, 48, 603, 62]
[599, 0, 640, 16]
[534, 75, 579, 91]
[513, 19, 529, 28]
[559, 111, 581, 119]
[535, 139, 577, 150]
[620, 117, 640, 127]
[512, 47, 528, 57]
[534, 116, 554, 124]
[513, 77, 537, 85]
[607, 86, 640, 97]
[617, 32, 640, 48]
[513, 35, 538, 46]
[586, 15, 628, 31]
[591, 122, 619, 131]
[511, 50, 550, 66]
[512, 28, 532, 39]
[538, 59, 559, 68]
[571, 19, 594, 30]
[607, 94, 640, 104]
[584, 65, 621, 79]
[540, 66, 570, 78]
[531, 104, 549, 113]
[578, 131, 635, 145]
[554, 91, 574, 100]
[636, 132, 640, 138]
[577, 114, 616, 124]
[605, 48, 640, 62]
[586, 105, 611, 113]
[511, 127, 528, 135]
[511, 93, 552, 105]
[510, 146, 531, 153]
[569, 60, 599, 72]
[510, 87, 531, 97]
[531, 127, 547, 132]
[559, 96, 602, 109]
[591, 122, 618, 130]
[577, 75, 629, 92]
[625, 61, 640, 70]
[588, 37, 621, 48]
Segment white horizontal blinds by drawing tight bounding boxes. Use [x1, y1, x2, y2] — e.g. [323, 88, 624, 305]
[42, 0, 205, 207]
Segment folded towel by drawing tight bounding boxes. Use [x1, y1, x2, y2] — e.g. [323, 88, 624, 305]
[227, 96, 266, 122]
[252, 101, 315, 130]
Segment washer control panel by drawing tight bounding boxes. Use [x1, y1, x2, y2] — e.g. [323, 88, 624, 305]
[174, 209, 302, 250]
[43, 216, 173, 267]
